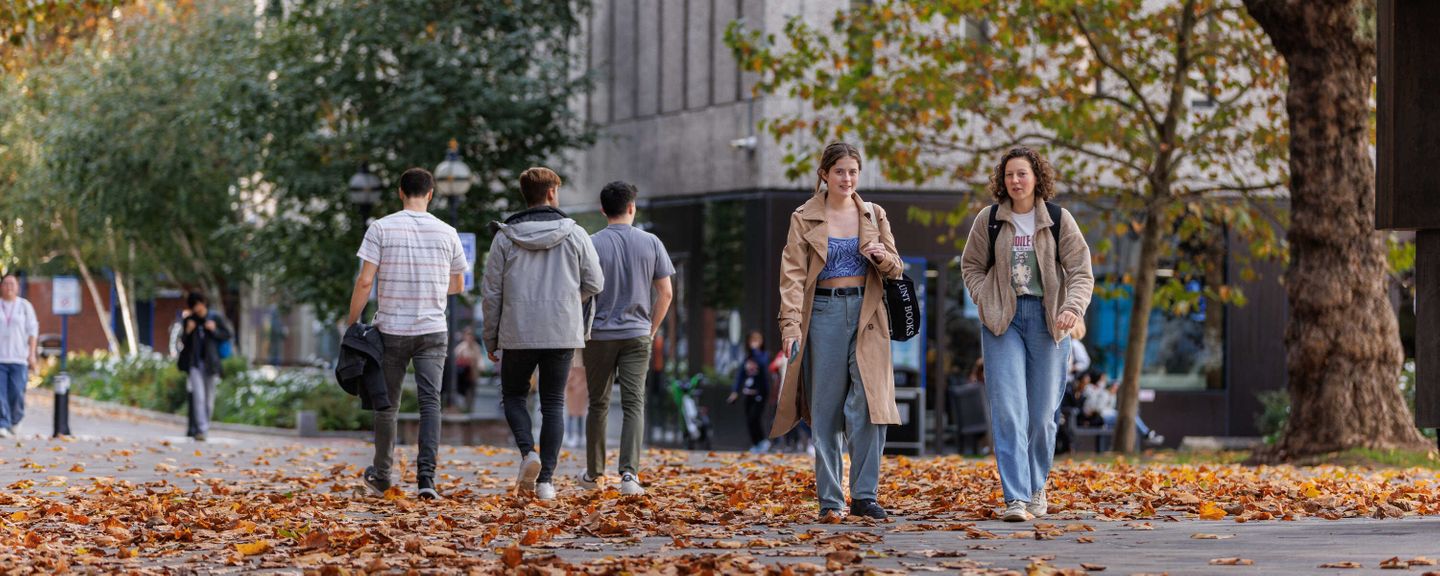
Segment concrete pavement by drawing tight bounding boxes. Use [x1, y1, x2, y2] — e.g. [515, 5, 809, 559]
[2, 391, 1438, 574]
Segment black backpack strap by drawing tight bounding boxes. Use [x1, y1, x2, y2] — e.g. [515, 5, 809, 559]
[988, 202, 1064, 271]
[985, 203, 1003, 270]
[1046, 201, 1063, 267]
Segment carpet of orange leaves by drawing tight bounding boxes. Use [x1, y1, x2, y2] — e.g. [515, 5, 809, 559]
[1, 446, 1438, 573]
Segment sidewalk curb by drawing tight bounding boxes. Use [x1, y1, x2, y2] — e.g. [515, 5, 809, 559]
[59, 394, 370, 440]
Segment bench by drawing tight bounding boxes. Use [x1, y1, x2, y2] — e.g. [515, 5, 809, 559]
[1062, 407, 1139, 452]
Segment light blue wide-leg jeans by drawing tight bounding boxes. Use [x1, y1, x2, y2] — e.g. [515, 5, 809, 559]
[981, 295, 1070, 503]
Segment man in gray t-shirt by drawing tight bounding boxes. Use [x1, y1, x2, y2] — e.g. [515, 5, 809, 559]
[580, 181, 674, 496]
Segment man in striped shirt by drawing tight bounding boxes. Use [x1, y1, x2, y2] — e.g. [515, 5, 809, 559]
[347, 167, 469, 500]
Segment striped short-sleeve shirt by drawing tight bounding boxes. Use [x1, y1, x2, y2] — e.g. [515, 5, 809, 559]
[357, 210, 469, 336]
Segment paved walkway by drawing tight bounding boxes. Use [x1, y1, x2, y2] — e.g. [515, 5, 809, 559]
[2, 392, 1438, 574]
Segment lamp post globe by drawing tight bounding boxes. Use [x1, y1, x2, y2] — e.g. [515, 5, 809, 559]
[348, 163, 383, 223]
[434, 139, 473, 223]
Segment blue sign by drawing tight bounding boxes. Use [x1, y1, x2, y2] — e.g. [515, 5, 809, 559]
[459, 232, 477, 293]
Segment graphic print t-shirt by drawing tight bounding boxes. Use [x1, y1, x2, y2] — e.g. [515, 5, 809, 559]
[1009, 210, 1045, 297]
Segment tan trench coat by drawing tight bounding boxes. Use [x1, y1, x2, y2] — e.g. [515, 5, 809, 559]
[770, 193, 904, 438]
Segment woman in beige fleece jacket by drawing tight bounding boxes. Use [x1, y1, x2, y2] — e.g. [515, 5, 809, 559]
[960, 147, 1094, 522]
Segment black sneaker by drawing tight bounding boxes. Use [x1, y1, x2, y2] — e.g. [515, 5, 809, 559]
[417, 476, 440, 500]
[850, 499, 888, 520]
[362, 466, 391, 496]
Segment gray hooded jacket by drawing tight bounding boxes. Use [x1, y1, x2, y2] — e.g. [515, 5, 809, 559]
[481, 206, 604, 351]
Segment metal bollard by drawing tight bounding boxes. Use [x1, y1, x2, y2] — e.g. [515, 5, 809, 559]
[52, 372, 71, 437]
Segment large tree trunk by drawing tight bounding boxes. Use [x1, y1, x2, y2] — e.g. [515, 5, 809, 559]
[1244, 0, 1428, 456]
[1115, 207, 1164, 453]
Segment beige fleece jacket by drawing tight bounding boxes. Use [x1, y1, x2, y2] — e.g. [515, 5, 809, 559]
[960, 200, 1094, 342]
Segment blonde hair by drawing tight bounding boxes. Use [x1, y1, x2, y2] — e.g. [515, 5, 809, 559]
[814, 142, 863, 196]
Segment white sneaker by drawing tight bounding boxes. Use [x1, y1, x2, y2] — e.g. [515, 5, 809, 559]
[1144, 432, 1166, 447]
[1002, 500, 1033, 522]
[619, 472, 645, 496]
[1027, 489, 1048, 518]
[0, 428, 12, 439]
[536, 482, 556, 501]
[578, 472, 601, 491]
[516, 452, 541, 494]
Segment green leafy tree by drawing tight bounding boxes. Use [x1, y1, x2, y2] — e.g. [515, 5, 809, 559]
[1242, 0, 1428, 455]
[253, 0, 596, 322]
[3, 0, 261, 352]
[730, 0, 1290, 452]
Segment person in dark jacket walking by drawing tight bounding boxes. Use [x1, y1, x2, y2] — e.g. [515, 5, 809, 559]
[176, 292, 232, 442]
[346, 168, 469, 500]
[728, 330, 771, 453]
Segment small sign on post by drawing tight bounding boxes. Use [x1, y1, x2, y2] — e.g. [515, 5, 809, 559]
[51, 276, 79, 438]
[52, 276, 81, 316]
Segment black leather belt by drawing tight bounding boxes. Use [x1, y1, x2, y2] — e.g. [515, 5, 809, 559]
[815, 286, 864, 297]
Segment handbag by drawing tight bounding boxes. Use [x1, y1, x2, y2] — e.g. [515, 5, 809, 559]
[865, 201, 920, 342]
[884, 274, 921, 342]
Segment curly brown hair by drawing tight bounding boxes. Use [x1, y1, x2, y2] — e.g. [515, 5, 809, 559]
[987, 146, 1057, 204]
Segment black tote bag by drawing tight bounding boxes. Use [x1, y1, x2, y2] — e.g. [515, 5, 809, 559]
[884, 274, 920, 342]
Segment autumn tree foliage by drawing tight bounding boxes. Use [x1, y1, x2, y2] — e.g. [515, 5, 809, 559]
[729, 0, 1292, 452]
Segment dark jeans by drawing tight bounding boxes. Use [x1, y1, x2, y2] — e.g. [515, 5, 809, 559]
[744, 397, 767, 446]
[374, 332, 448, 482]
[500, 348, 573, 483]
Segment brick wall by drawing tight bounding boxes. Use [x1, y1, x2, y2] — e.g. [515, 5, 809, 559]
[23, 278, 188, 356]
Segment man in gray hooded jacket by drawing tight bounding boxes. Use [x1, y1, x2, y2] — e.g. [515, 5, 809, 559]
[482, 166, 603, 500]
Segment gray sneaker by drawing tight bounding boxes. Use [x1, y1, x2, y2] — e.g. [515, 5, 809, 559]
[516, 452, 541, 494]
[1002, 500, 1033, 522]
[1027, 489, 1048, 518]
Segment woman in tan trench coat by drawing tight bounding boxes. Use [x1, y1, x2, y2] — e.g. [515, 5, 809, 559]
[771, 142, 904, 522]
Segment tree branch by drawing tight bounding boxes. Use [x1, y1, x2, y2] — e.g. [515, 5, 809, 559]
[1071, 7, 1162, 132]
[1177, 180, 1285, 198]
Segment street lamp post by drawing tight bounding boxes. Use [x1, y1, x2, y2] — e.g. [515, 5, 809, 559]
[348, 163, 383, 224]
[434, 140, 473, 411]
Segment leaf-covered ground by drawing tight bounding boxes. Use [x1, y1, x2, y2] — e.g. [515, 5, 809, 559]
[3, 428, 1440, 575]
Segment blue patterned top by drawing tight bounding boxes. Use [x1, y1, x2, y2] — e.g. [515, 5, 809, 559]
[817, 237, 867, 280]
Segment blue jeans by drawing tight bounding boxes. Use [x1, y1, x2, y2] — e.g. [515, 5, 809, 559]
[981, 296, 1069, 503]
[0, 363, 26, 429]
[805, 291, 886, 511]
